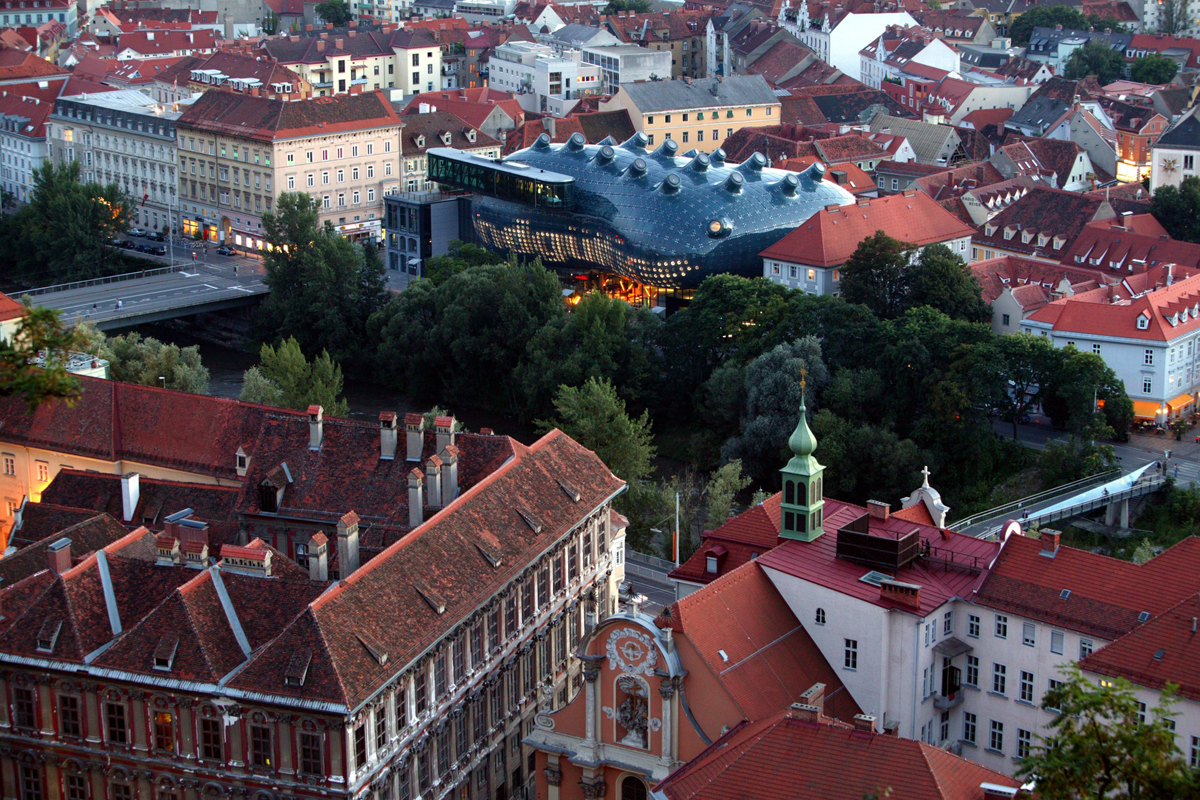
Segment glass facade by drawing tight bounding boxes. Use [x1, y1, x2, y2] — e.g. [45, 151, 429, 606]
[435, 133, 855, 289]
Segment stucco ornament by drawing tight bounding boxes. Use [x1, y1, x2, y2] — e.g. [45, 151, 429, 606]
[605, 627, 658, 676]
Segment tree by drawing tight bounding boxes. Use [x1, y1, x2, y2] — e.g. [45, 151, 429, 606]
[261, 10, 279, 34]
[422, 240, 501, 285]
[539, 377, 655, 483]
[260, 192, 387, 366]
[991, 332, 1059, 439]
[601, 0, 651, 12]
[249, 337, 349, 417]
[314, 0, 351, 25]
[1131, 53, 1179, 84]
[1150, 175, 1200, 242]
[721, 337, 829, 484]
[1008, 7, 1122, 45]
[1063, 39, 1127, 85]
[1018, 665, 1193, 799]
[96, 330, 209, 394]
[839, 231, 911, 319]
[704, 459, 750, 531]
[0, 303, 82, 410]
[1157, 0, 1190, 35]
[1035, 433, 1118, 487]
[0, 161, 131, 286]
[907, 243, 991, 322]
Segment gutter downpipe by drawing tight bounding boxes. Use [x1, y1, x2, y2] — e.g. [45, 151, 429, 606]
[911, 614, 921, 740]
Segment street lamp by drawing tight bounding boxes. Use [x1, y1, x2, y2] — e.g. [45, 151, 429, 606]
[159, 376, 166, 389]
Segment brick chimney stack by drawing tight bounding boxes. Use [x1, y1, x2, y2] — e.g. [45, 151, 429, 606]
[852, 714, 877, 733]
[435, 415, 456, 453]
[408, 469, 425, 528]
[380, 411, 398, 460]
[309, 532, 329, 581]
[337, 511, 360, 577]
[406, 413, 425, 461]
[867, 499, 890, 520]
[47, 538, 71, 576]
[440, 444, 460, 504]
[425, 455, 444, 509]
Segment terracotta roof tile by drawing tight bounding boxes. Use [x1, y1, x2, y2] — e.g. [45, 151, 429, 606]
[1080, 592, 1200, 700]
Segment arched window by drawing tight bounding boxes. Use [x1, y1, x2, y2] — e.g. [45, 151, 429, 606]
[785, 480, 794, 505]
[621, 777, 648, 800]
[815, 608, 826, 625]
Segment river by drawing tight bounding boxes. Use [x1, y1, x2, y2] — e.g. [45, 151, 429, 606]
[131, 324, 540, 441]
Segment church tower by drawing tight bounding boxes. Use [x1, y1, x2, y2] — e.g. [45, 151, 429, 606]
[779, 376, 825, 542]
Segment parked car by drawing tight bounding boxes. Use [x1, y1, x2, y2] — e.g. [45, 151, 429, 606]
[128, 228, 147, 237]
[135, 243, 152, 253]
[146, 232, 164, 242]
[215, 245, 235, 256]
[149, 245, 166, 255]
[108, 237, 122, 246]
[119, 240, 137, 249]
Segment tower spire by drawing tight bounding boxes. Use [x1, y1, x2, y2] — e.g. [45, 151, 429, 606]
[779, 368, 825, 542]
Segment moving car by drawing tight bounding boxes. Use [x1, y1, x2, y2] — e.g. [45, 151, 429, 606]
[215, 245, 235, 256]
[128, 228, 147, 237]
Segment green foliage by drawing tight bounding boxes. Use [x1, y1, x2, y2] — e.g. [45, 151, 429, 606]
[839, 235, 987, 322]
[370, 258, 564, 408]
[1131, 538, 1156, 564]
[262, 10, 279, 34]
[601, 0, 650, 11]
[1063, 39, 1127, 84]
[811, 409, 925, 505]
[722, 337, 829, 483]
[259, 192, 387, 367]
[1156, 0, 1190, 34]
[250, 337, 349, 417]
[907, 243, 991, 323]
[704, 459, 751, 531]
[422, 240, 500, 285]
[1009, 7, 1124, 45]
[315, 0, 351, 25]
[93, 329, 209, 394]
[0, 304, 81, 410]
[1150, 175, 1200, 242]
[1018, 665, 1192, 798]
[1131, 53, 1179, 84]
[0, 160, 131, 286]
[1035, 436, 1118, 488]
[539, 377, 655, 483]
[840, 231, 910, 319]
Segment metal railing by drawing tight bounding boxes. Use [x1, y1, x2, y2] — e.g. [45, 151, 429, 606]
[23, 265, 185, 297]
[949, 469, 1120, 532]
[971, 476, 1166, 540]
[627, 549, 676, 572]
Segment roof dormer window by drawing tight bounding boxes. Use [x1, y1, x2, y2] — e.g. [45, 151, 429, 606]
[1038, 234, 1049, 247]
[1022, 230, 1032, 243]
[1138, 314, 1150, 330]
[416, 134, 425, 148]
[36, 619, 62, 653]
[985, 223, 997, 236]
[1053, 236, 1065, 249]
[153, 635, 179, 671]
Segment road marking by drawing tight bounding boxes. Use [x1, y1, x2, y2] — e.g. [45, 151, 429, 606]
[232, 285, 255, 293]
[179, 272, 199, 277]
[202, 284, 218, 290]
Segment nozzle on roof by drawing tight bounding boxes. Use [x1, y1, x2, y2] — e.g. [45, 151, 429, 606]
[596, 135, 617, 146]
[596, 144, 616, 164]
[725, 172, 744, 193]
[566, 132, 586, 151]
[654, 138, 679, 159]
[534, 133, 551, 148]
[779, 173, 800, 196]
[662, 173, 682, 193]
[690, 152, 710, 172]
[738, 152, 767, 173]
[628, 157, 648, 176]
[620, 131, 649, 150]
[711, 148, 727, 164]
[804, 161, 826, 182]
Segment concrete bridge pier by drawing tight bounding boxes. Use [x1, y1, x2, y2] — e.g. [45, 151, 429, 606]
[1104, 498, 1130, 529]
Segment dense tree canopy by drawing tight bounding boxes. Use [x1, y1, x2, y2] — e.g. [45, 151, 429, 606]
[0, 304, 81, 410]
[539, 377, 655, 483]
[314, 0, 351, 25]
[1063, 39, 1127, 84]
[1009, 7, 1124, 45]
[1150, 176, 1200, 242]
[96, 331, 210, 394]
[1131, 53, 1179, 84]
[241, 337, 349, 417]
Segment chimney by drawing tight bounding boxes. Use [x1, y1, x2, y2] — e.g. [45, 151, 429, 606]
[789, 702, 821, 723]
[336, 511, 361, 577]
[405, 413, 425, 461]
[380, 411, 398, 460]
[177, 518, 209, 548]
[440, 444, 460, 504]
[305, 23, 313, 31]
[425, 455, 444, 509]
[317, 39, 326, 52]
[1040, 528, 1061, 553]
[309, 532, 330, 581]
[435, 415, 456, 452]
[852, 714, 877, 733]
[799, 682, 825, 715]
[47, 538, 71, 576]
[308, 405, 323, 450]
[879, 579, 922, 610]
[326, 22, 334, 29]
[408, 469, 425, 528]
[121, 472, 140, 523]
[335, 38, 343, 49]
[866, 499, 890, 520]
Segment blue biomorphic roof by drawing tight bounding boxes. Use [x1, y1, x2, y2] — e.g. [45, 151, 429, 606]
[463, 131, 855, 289]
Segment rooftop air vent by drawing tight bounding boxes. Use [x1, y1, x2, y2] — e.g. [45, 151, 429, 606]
[779, 173, 800, 196]
[620, 131, 648, 150]
[725, 172, 744, 193]
[740, 152, 767, 172]
[662, 173, 682, 193]
[516, 507, 543, 533]
[690, 152, 710, 171]
[567, 131, 586, 151]
[628, 157, 648, 176]
[596, 144, 615, 164]
[557, 478, 582, 501]
[36, 619, 62, 653]
[356, 631, 390, 664]
[1138, 611, 1151, 622]
[153, 635, 179, 671]
[655, 138, 679, 158]
[534, 132, 551, 148]
[284, 648, 313, 686]
[1154, 648, 1165, 660]
[475, 541, 503, 567]
[710, 148, 727, 164]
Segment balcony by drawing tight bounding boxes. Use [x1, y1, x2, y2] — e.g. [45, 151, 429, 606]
[933, 690, 964, 710]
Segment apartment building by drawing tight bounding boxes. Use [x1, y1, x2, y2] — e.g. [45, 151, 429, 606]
[175, 89, 402, 247]
[486, 41, 602, 116]
[260, 27, 442, 98]
[599, 73, 780, 153]
[46, 89, 179, 235]
[0, 89, 54, 204]
[0, 0, 76, 38]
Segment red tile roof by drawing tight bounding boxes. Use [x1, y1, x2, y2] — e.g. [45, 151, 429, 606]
[960, 107, 1012, 130]
[660, 560, 861, 721]
[0, 290, 22, 321]
[655, 705, 1021, 800]
[970, 255, 1102, 304]
[0, 513, 129, 587]
[975, 534, 1200, 640]
[1080, 592, 1200, 701]
[780, 156, 876, 195]
[177, 88, 401, 142]
[970, 186, 1112, 259]
[670, 496, 783, 587]
[400, 109, 500, 155]
[115, 29, 219, 57]
[760, 191, 974, 268]
[912, 161, 1005, 201]
[0, 49, 67, 82]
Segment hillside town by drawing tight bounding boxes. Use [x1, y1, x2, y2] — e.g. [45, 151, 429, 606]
[6, 0, 1200, 795]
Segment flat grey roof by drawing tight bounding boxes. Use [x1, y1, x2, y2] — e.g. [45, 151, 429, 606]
[618, 74, 779, 113]
[428, 146, 575, 184]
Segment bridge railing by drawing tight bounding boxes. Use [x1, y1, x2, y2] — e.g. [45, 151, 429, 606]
[971, 475, 1166, 540]
[22, 265, 185, 297]
[949, 469, 1120, 532]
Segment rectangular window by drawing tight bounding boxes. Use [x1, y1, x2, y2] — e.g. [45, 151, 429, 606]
[200, 718, 222, 761]
[1186, 154, 1195, 170]
[1191, 736, 1200, 769]
[844, 639, 858, 670]
[154, 712, 174, 752]
[992, 663, 1007, 695]
[1145, 349, 1154, 365]
[965, 655, 979, 687]
[1020, 670, 1034, 703]
[943, 611, 952, 636]
[1017, 728, 1032, 759]
[1080, 639, 1094, 659]
[375, 708, 387, 752]
[13, 687, 35, 729]
[35, 462, 48, 483]
[1051, 630, 1064, 655]
[994, 615, 1008, 639]
[250, 725, 272, 768]
[353, 724, 367, 768]
[538, 566, 550, 607]
[471, 622, 484, 667]
[489, 608, 501, 652]
[1092, 344, 1101, 355]
[3, 455, 14, 476]
[1022, 622, 1036, 647]
[963, 712, 976, 744]
[65, 775, 86, 800]
[415, 670, 428, 715]
[989, 720, 1004, 753]
[1144, 377, 1153, 394]
[300, 732, 323, 776]
[1047, 678, 1064, 712]
[452, 636, 465, 683]
[58, 695, 81, 738]
[105, 703, 127, 745]
[968, 614, 980, 638]
[19, 765, 42, 800]
[505, 595, 518, 636]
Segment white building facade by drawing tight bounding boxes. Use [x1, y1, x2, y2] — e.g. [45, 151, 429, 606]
[486, 41, 602, 116]
[779, 1, 917, 81]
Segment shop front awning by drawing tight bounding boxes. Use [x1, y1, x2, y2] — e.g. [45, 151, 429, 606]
[1168, 393, 1195, 413]
[1132, 400, 1163, 421]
